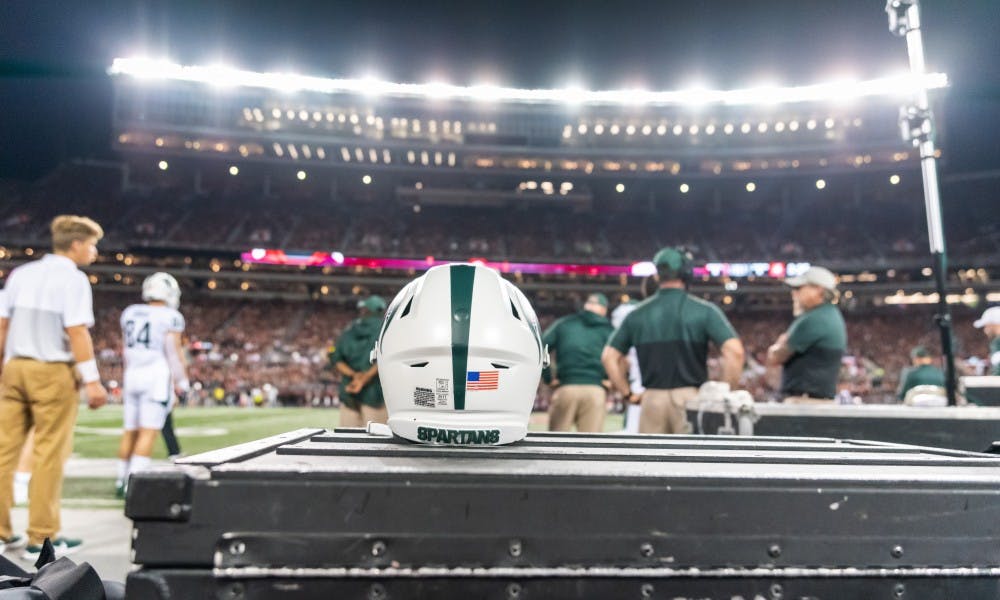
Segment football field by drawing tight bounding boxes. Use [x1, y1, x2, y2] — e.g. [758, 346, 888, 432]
[73, 405, 627, 459]
[64, 406, 625, 503]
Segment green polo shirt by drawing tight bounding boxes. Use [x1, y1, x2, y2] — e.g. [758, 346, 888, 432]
[607, 288, 737, 389]
[780, 302, 847, 399]
[542, 310, 615, 386]
[896, 364, 946, 400]
[330, 315, 384, 408]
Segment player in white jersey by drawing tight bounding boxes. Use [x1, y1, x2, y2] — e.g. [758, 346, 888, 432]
[115, 273, 189, 496]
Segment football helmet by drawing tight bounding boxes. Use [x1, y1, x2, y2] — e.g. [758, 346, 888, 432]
[374, 263, 547, 445]
[142, 272, 181, 309]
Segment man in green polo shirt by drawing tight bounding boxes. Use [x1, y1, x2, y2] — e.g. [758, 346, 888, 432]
[331, 295, 387, 427]
[897, 346, 946, 401]
[974, 306, 1000, 376]
[766, 266, 847, 402]
[543, 293, 615, 432]
[602, 248, 745, 434]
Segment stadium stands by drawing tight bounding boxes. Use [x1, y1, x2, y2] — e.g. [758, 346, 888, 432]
[78, 287, 990, 408]
[2, 162, 998, 265]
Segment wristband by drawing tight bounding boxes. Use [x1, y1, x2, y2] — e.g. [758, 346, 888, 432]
[176, 379, 191, 393]
[76, 359, 100, 384]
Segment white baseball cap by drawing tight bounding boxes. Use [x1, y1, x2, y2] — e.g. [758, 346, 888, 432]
[974, 306, 1000, 328]
[784, 266, 838, 292]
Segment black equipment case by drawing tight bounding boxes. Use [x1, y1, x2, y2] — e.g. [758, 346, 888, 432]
[125, 428, 1000, 599]
[686, 400, 1000, 453]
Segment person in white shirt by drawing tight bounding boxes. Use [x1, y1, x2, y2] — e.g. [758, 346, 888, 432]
[115, 273, 189, 497]
[0, 215, 108, 559]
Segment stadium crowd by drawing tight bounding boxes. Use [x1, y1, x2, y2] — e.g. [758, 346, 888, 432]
[83, 290, 990, 410]
[2, 164, 998, 264]
[2, 164, 997, 409]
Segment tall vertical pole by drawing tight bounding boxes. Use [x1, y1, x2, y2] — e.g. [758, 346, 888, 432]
[888, 0, 957, 405]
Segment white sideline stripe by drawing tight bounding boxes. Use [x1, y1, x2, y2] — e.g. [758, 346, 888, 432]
[75, 426, 229, 437]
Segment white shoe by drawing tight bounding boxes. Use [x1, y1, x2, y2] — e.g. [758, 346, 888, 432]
[0, 534, 27, 554]
[21, 537, 83, 561]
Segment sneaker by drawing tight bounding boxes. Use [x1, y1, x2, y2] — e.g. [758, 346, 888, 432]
[22, 537, 83, 560]
[0, 534, 27, 553]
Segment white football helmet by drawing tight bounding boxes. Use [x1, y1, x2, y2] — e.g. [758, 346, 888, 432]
[374, 263, 547, 445]
[142, 272, 181, 309]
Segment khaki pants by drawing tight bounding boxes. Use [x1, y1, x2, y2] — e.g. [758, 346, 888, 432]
[0, 359, 79, 544]
[639, 387, 697, 434]
[549, 384, 607, 433]
[339, 403, 388, 428]
[783, 395, 835, 404]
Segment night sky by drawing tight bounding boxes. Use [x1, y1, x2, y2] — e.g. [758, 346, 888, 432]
[2, 0, 998, 178]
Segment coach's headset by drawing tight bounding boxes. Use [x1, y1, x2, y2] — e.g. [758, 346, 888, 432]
[652, 246, 694, 285]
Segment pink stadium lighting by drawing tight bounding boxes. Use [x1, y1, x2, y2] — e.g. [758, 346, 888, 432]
[242, 249, 806, 280]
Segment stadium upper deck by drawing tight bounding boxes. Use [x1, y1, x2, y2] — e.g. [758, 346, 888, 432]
[109, 58, 947, 180]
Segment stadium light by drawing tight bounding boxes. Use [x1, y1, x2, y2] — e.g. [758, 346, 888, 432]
[109, 57, 948, 107]
[886, 0, 916, 36]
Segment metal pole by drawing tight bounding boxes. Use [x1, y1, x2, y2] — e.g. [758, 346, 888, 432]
[890, 0, 957, 405]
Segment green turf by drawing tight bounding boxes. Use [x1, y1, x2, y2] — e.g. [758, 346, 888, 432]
[62, 406, 626, 502]
[73, 406, 342, 459]
[74, 406, 626, 459]
[62, 477, 124, 505]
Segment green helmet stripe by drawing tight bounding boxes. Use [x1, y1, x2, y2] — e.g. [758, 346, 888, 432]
[450, 265, 476, 410]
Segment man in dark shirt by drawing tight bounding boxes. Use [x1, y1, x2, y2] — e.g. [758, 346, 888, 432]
[897, 346, 946, 401]
[767, 266, 847, 402]
[603, 247, 744, 433]
[543, 293, 615, 432]
[331, 296, 386, 427]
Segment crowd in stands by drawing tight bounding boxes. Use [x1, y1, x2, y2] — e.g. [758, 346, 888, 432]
[2, 163, 998, 409]
[2, 163, 998, 266]
[86, 289, 990, 410]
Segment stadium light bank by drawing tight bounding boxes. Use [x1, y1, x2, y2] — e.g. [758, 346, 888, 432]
[109, 57, 948, 107]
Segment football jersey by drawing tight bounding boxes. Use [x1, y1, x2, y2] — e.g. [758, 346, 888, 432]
[120, 303, 185, 370]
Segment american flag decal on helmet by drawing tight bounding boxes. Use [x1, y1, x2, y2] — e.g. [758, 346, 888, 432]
[466, 370, 499, 391]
